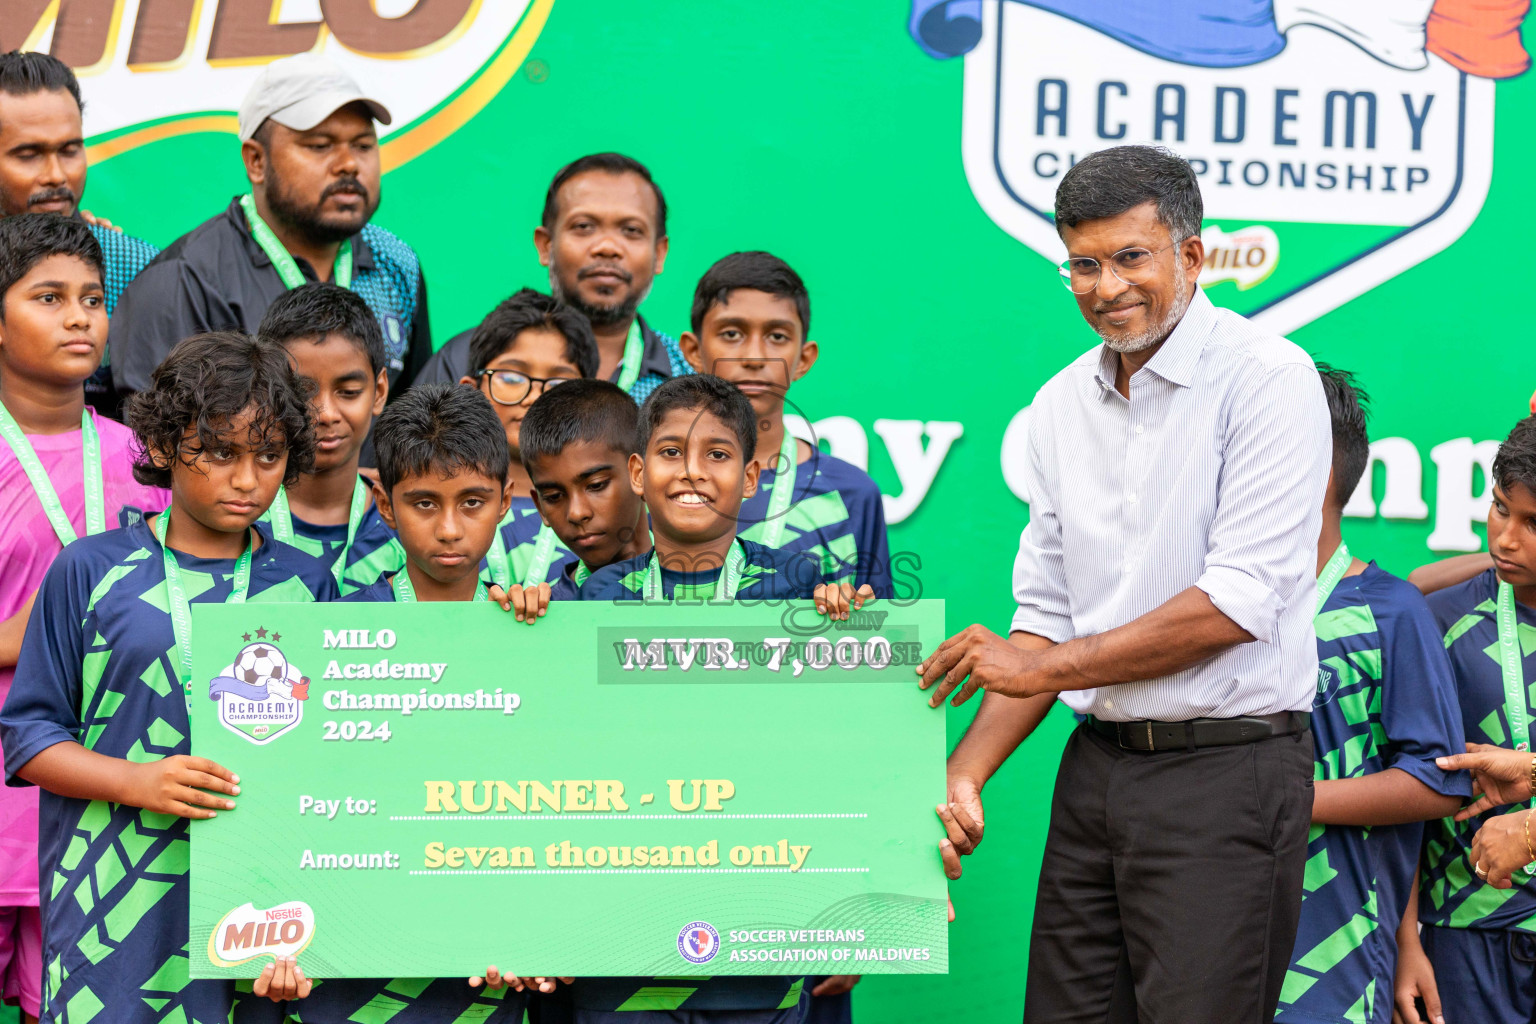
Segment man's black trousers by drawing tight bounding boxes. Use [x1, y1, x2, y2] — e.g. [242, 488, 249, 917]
[1023, 719, 1314, 1023]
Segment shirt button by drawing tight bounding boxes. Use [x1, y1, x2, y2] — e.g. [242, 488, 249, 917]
[1104, 699, 1115, 711]
[1135, 424, 1144, 435]
[1127, 493, 1138, 503]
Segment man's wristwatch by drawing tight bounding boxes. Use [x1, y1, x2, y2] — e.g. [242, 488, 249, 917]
[1528, 754, 1536, 800]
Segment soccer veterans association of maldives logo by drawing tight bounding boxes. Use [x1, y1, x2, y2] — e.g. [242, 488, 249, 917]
[2, 0, 554, 171]
[677, 921, 721, 965]
[207, 627, 310, 744]
[908, 0, 1531, 333]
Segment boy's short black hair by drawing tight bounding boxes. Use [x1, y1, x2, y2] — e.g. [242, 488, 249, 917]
[468, 287, 599, 378]
[373, 382, 510, 496]
[1493, 416, 1536, 498]
[0, 51, 83, 114]
[542, 152, 666, 238]
[638, 374, 757, 463]
[690, 251, 810, 337]
[1315, 362, 1371, 506]
[520, 379, 639, 471]
[125, 332, 316, 490]
[257, 282, 387, 376]
[0, 213, 103, 318]
[1054, 145, 1203, 243]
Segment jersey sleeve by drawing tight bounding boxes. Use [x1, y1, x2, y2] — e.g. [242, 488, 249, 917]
[0, 552, 90, 786]
[1377, 586, 1474, 798]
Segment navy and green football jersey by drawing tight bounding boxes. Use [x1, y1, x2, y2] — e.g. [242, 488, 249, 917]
[1422, 568, 1536, 932]
[575, 538, 820, 603]
[1277, 565, 1469, 1024]
[572, 536, 816, 1012]
[738, 449, 893, 598]
[262, 489, 406, 596]
[294, 579, 530, 1024]
[482, 498, 577, 587]
[0, 519, 335, 1024]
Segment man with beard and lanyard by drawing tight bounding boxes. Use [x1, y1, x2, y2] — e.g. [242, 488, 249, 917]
[0, 51, 160, 417]
[107, 53, 430, 402]
[918, 146, 1330, 1023]
[414, 152, 688, 401]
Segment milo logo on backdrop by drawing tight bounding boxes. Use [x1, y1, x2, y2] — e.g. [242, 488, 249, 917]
[0, 0, 554, 168]
[909, 0, 1529, 333]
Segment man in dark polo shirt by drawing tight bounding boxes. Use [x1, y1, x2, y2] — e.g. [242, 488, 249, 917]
[108, 53, 430, 397]
[415, 152, 686, 401]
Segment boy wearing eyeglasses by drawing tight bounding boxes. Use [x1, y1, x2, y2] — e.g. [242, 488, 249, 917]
[459, 288, 597, 588]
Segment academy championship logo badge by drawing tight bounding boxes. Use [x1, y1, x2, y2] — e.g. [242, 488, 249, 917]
[208, 628, 310, 744]
[677, 921, 720, 965]
[208, 901, 315, 968]
[2, 0, 554, 171]
[908, 0, 1531, 333]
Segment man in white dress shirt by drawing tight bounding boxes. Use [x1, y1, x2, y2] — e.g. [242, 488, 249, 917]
[919, 146, 1330, 1022]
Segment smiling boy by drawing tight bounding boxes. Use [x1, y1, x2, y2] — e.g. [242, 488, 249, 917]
[573, 373, 870, 1023]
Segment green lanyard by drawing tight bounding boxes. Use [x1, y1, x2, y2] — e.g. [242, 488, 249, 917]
[1315, 542, 1352, 616]
[1498, 582, 1531, 753]
[0, 402, 104, 546]
[486, 515, 560, 589]
[392, 569, 486, 603]
[264, 479, 369, 589]
[642, 540, 746, 603]
[614, 319, 645, 394]
[154, 511, 252, 703]
[239, 193, 352, 289]
[755, 430, 801, 549]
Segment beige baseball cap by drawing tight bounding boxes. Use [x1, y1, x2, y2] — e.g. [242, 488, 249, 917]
[237, 53, 392, 142]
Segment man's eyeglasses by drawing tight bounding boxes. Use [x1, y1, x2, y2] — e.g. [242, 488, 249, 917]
[1058, 242, 1178, 295]
[472, 369, 574, 406]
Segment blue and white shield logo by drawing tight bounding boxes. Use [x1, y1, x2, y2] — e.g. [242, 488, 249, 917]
[909, 0, 1530, 332]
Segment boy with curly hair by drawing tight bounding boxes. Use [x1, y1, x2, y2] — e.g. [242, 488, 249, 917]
[1, 332, 337, 1024]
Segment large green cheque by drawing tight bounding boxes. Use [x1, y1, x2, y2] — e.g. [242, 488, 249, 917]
[187, 599, 947, 979]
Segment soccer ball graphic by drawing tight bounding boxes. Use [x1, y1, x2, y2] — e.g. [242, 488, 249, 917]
[234, 643, 288, 687]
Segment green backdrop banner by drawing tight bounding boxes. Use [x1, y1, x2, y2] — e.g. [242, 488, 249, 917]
[27, 0, 1533, 1016]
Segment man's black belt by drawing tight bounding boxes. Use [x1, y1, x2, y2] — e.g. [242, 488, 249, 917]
[1088, 711, 1310, 752]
